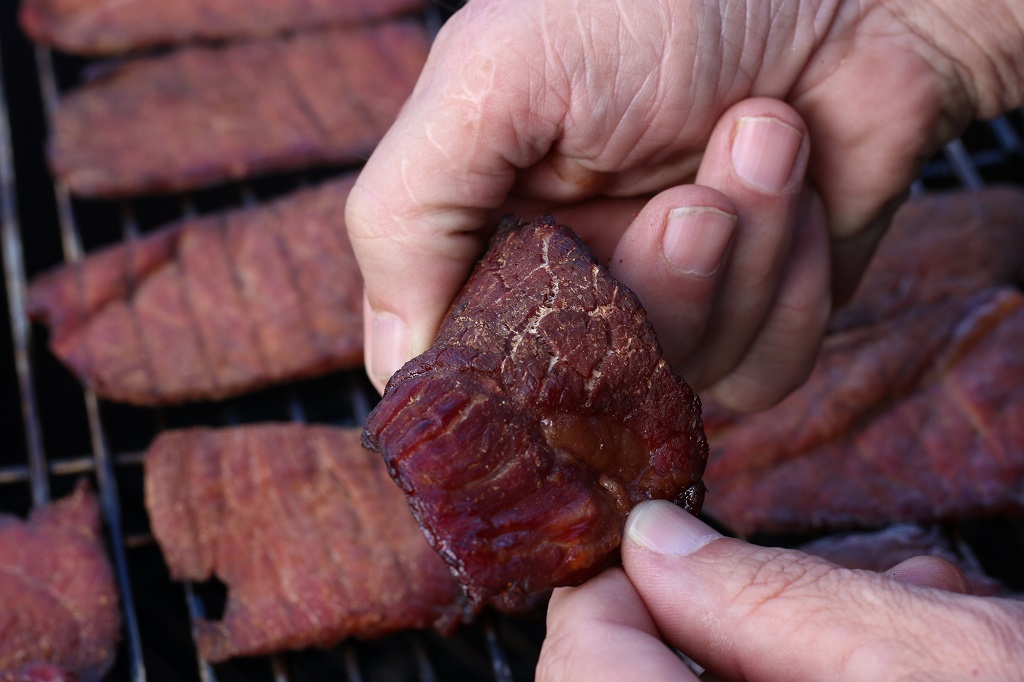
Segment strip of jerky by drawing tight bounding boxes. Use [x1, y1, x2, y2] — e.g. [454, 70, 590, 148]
[49, 21, 428, 198]
[144, 424, 473, 662]
[798, 524, 1008, 597]
[700, 188, 1024, 535]
[0, 482, 121, 682]
[363, 215, 708, 608]
[20, 0, 425, 56]
[27, 176, 363, 405]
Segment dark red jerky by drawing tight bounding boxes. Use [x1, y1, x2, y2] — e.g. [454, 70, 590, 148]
[705, 287, 1024, 534]
[700, 189, 1024, 536]
[0, 663, 79, 682]
[798, 524, 1006, 597]
[48, 21, 428, 198]
[0, 653, 79, 682]
[0, 482, 121, 682]
[27, 176, 363, 405]
[830, 187, 1024, 333]
[20, 0, 425, 56]
[363, 215, 708, 606]
[144, 424, 474, 662]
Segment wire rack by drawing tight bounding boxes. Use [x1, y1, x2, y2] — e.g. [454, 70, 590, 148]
[0, 6, 545, 682]
[2, 4, 1023, 681]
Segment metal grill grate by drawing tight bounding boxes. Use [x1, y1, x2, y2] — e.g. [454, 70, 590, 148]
[2, 5, 1023, 681]
[0, 6, 545, 681]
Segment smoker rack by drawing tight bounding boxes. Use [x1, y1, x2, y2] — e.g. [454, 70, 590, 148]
[2, 4, 1023, 680]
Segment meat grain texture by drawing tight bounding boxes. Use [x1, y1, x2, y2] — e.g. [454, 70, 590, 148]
[0, 482, 121, 682]
[144, 424, 473, 662]
[49, 20, 429, 198]
[28, 176, 363, 405]
[701, 188, 1024, 535]
[364, 215, 709, 607]
[20, 0, 426, 55]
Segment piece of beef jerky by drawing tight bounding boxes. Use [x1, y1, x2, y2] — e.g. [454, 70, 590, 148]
[701, 189, 1024, 535]
[20, 0, 425, 56]
[363, 215, 708, 607]
[27, 176, 363, 405]
[144, 424, 474, 662]
[0, 482, 121, 682]
[49, 21, 428, 198]
[830, 186, 1024, 332]
[798, 524, 1006, 597]
[0, 662, 80, 682]
[705, 287, 1024, 534]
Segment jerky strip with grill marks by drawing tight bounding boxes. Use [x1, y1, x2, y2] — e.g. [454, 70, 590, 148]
[364, 215, 708, 607]
[144, 424, 473, 662]
[700, 188, 1024, 535]
[0, 482, 121, 682]
[20, 0, 426, 56]
[49, 21, 428, 198]
[27, 176, 363, 405]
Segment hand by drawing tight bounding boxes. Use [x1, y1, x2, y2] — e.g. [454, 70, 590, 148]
[537, 500, 1024, 681]
[346, 0, 1024, 409]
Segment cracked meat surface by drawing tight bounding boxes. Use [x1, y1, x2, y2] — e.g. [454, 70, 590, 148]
[363, 215, 708, 607]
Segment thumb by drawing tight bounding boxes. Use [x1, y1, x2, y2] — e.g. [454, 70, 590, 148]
[621, 500, 1024, 681]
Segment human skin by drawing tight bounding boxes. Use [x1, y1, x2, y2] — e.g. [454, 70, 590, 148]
[346, 2, 1024, 675]
[536, 500, 1024, 681]
[345, 0, 1024, 411]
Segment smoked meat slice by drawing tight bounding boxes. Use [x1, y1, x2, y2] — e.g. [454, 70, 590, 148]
[49, 21, 429, 198]
[0, 482, 121, 682]
[363, 215, 709, 607]
[798, 524, 1007, 597]
[20, 0, 426, 56]
[144, 424, 473, 662]
[27, 176, 363, 405]
[701, 188, 1024, 535]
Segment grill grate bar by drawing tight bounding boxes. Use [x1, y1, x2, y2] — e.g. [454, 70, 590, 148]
[184, 583, 220, 682]
[484, 617, 514, 682]
[943, 138, 985, 189]
[270, 655, 290, 682]
[34, 43, 149, 682]
[990, 115, 1023, 152]
[0, 32, 49, 507]
[343, 643, 365, 682]
[9, 8, 534, 678]
[411, 634, 438, 682]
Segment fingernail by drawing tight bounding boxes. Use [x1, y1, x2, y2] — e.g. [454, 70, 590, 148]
[732, 116, 803, 194]
[663, 207, 737, 276]
[369, 309, 410, 389]
[626, 499, 722, 556]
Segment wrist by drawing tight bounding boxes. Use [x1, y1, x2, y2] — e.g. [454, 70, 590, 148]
[895, 0, 1024, 118]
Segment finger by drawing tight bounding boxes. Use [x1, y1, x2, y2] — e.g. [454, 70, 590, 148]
[886, 555, 972, 595]
[791, 51, 965, 305]
[701, 186, 831, 411]
[829, 191, 906, 306]
[607, 186, 738, 365]
[537, 568, 699, 682]
[622, 500, 1024, 681]
[677, 98, 812, 394]
[346, 3, 571, 392]
[793, 48, 961, 243]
